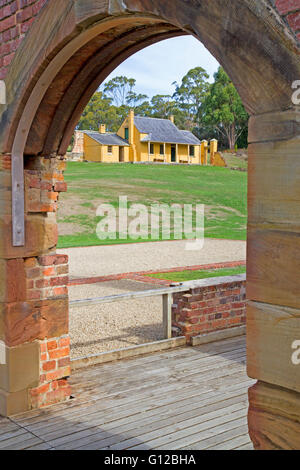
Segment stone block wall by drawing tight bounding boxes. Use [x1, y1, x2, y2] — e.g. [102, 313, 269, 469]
[0, 154, 70, 415]
[172, 276, 246, 342]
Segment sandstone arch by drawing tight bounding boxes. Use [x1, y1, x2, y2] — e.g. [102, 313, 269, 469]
[0, 0, 300, 449]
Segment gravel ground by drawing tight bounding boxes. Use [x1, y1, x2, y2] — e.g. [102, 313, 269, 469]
[66, 239, 246, 358]
[69, 279, 164, 359]
[59, 238, 246, 279]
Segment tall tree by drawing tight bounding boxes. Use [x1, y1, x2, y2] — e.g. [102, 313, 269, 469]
[126, 91, 149, 109]
[77, 92, 123, 132]
[103, 76, 149, 109]
[172, 67, 209, 127]
[201, 67, 248, 149]
[103, 76, 136, 106]
[134, 100, 153, 117]
[150, 95, 176, 119]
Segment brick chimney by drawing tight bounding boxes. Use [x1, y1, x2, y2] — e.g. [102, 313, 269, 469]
[170, 115, 174, 124]
[99, 124, 106, 134]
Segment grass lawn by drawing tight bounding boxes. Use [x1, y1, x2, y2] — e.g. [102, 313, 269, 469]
[222, 153, 248, 170]
[147, 265, 246, 282]
[57, 162, 247, 248]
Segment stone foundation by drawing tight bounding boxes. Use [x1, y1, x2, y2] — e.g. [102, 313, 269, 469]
[248, 381, 300, 450]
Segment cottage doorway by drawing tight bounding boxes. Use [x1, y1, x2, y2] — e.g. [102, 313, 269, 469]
[119, 147, 124, 163]
[171, 145, 176, 163]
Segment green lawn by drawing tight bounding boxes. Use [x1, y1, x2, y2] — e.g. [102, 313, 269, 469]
[57, 162, 247, 248]
[222, 153, 248, 170]
[147, 265, 246, 282]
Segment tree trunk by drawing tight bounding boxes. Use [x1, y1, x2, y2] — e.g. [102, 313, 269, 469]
[227, 123, 236, 150]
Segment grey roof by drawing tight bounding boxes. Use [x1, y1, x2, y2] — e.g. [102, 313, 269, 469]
[83, 131, 129, 146]
[135, 117, 201, 145]
[179, 130, 202, 145]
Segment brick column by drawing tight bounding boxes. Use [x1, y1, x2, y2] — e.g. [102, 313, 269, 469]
[247, 110, 300, 449]
[172, 278, 246, 343]
[0, 154, 70, 416]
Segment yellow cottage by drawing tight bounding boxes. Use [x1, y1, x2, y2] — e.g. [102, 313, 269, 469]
[117, 110, 202, 164]
[75, 110, 204, 164]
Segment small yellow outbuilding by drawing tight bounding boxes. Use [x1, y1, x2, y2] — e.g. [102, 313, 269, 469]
[82, 124, 130, 163]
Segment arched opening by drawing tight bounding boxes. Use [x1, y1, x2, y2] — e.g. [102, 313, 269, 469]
[59, 36, 247, 360]
[1, 0, 300, 449]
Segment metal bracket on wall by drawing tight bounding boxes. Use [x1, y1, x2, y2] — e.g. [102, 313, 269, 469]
[11, 151, 25, 246]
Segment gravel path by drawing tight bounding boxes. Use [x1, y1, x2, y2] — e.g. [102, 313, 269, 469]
[69, 280, 164, 359]
[59, 238, 246, 279]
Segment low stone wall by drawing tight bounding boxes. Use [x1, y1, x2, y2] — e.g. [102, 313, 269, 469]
[172, 275, 246, 342]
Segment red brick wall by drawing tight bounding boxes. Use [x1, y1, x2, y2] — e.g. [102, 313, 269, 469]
[172, 277, 246, 342]
[25, 157, 67, 214]
[25, 254, 68, 301]
[274, 0, 300, 39]
[30, 336, 71, 409]
[0, 0, 47, 79]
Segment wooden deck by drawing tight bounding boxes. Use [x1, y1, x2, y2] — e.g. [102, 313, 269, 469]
[0, 336, 254, 450]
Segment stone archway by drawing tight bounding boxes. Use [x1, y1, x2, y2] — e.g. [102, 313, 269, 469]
[0, 0, 300, 449]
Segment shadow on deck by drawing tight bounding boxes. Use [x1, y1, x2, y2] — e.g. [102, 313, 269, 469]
[0, 336, 254, 450]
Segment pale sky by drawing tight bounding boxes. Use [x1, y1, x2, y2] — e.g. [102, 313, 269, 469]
[100, 36, 220, 100]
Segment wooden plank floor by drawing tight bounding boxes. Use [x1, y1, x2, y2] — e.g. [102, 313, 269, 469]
[0, 336, 255, 450]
